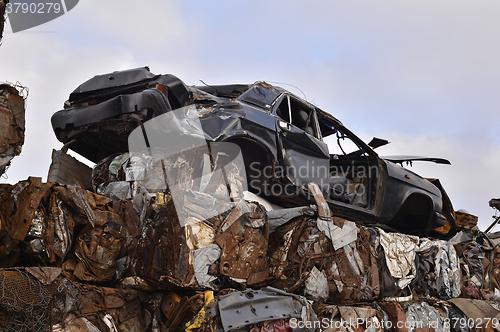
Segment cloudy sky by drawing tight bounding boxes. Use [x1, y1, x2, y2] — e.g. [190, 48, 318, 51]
[1, 0, 499, 230]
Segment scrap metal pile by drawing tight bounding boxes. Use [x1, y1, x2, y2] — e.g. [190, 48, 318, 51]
[1, 75, 500, 331]
[0, 148, 500, 332]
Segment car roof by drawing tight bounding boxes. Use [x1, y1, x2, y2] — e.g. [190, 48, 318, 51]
[194, 81, 344, 137]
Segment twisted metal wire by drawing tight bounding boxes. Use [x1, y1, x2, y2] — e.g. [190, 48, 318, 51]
[0, 268, 53, 332]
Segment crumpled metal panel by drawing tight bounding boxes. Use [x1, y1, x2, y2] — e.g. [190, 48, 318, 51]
[215, 200, 269, 284]
[74, 222, 125, 283]
[448, 298, 500, 330]
[193, 244, 221, 288]
[267, 205, 316, 233]
[378, 228, 419, 290]
[376, 302, 409, 332]
[414, 240, 440, 297]
[26, 267, 62, 285]
[0, 84, 25, 176]
[403, 301, 449, 332]
[488, 246, 500, 291]
[218, 287, 309, 331]
[52, 314, 101, 332]
[43, 184, 118, 271]
[326, 225, 379, 304]
[434, 240, 461, 299]
[129, 193, 196, 288]
[1, 177, 52, 242]
[216, 219, 268, 282]
[455, 243, 485, 290]
[48, 149, 94, 191]
[315, 304, 384, 332]
[305, 266, 329, 302]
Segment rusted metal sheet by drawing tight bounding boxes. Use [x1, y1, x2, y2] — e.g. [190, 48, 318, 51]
[2, 177, 52, 241]
[129, 193, 196, 288]
[314, 303, 384, 332]
[455, 210, 478, 229]
[215, 201, 269, 284]
[48, 149, 94, 190]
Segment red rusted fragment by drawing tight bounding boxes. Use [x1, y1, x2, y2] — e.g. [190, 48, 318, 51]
[218, 225, 268, 280]
[247, 270, 269, 286]
[377, 302, 409, 332]
[130, 193, 195, 288]
[74, 218, 125, 283]
[53, 185, 112, 227]
[112, 200, 141, 238]
[25, 267, 61, 285]
[9, 177, 52, 241]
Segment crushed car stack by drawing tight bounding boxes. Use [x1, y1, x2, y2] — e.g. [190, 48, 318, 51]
[0, 171, 499, 331]
[1, 71, 500, 331]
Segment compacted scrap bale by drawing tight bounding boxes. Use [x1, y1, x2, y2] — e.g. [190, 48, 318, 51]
[0, 83, 25, 176]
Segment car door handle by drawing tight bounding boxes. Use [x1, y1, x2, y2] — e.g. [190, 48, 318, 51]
[278, 120, 291, 131]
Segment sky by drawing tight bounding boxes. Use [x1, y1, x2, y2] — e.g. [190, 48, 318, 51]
[1, 0, 499, 230]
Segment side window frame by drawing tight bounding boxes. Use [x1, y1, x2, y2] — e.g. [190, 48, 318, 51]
[273, 94, 323, 140]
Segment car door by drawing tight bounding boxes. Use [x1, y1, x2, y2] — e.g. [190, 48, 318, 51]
[273, 94, 330, 187]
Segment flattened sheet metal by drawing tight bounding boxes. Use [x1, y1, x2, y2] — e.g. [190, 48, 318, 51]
[65, 184, 97, 228]
[448, 298, 500, 324]
[47, 149, 93, 190]
[218, 288, 303, 331]
[402, 301, 450, 332]
[324, 220, 358, 251]
[193, 244, 221, 288]
[305, 266, 329, 302]
[221, 199, 266, 232]
[26, 267, 62, 285]
[217, 223, 268, 280]
[378, 228, 419, 280]
[319, 305, 384, 332]
[434, 240, 461, 298]
[267, 205, 316, 233]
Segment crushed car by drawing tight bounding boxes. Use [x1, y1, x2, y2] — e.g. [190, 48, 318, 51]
[51, 66, 451, 235]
